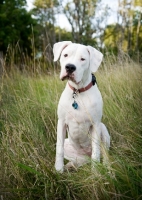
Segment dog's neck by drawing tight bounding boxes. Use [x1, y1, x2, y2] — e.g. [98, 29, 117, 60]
[68, 71, 92, 90]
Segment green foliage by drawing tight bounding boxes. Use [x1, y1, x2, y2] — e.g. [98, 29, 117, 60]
[0, 58, 142, 199]
[102, 0, 142, 58]
[0, 0, 37, 54]
[55, 27, 72, 42]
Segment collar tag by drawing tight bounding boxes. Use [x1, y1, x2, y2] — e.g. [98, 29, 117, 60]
[72, 90, 78, 109]
[72, 100, 78, 109]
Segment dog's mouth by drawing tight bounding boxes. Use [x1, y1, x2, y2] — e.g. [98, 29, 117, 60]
[61, 74, 76, 82]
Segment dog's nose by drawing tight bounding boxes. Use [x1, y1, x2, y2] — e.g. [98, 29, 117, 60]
[65, 64, 76, 73]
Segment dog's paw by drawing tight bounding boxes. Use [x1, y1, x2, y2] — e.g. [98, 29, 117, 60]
[55, 166, 64, 173]
[55, 162, 64, 173]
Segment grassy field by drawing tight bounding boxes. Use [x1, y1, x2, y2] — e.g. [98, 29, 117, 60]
[0, 58, 142, 199]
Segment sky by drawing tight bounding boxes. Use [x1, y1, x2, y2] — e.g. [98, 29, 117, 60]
[26, 0, 34, 10]
[26, 0, 118, 30]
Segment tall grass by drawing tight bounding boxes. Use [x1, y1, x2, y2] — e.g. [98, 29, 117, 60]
[0, 56, 142, 199]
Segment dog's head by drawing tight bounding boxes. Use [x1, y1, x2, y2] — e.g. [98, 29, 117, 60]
[53, 41, 103, 84]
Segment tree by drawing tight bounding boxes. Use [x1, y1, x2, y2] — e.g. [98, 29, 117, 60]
[0, 0, 37, 55]
[33, 0, 74, 61]
[116, 0, 142, 53]
[61, 0, 99, 44]
[33, 0, 60, 45]
[33, 0, 110, 49]
[102, 0, 142, 59]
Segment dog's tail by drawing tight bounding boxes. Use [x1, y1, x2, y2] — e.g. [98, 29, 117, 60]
[101, 123, 110, 150]
[101, 123, 110, 164]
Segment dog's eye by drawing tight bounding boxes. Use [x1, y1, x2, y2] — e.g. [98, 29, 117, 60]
[64, 54, 68, 57]
[81, 58, 85, 61]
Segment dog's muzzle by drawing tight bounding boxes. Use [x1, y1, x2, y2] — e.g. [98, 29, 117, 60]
[65, 64, 76, 74]
[61, 64, 76, 82]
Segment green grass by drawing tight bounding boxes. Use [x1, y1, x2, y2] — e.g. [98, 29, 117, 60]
[0, 60, 142, 199]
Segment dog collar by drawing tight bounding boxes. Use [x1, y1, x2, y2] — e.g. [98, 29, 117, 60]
[68, 74, 97, 93]
[68, 81, 93, 93]
[68, 74, 97, 109]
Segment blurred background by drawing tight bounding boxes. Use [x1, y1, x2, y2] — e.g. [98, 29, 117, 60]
[0, 0, 142, 72]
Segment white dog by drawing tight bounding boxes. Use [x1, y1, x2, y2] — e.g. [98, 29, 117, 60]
[53, 41, 110, 172]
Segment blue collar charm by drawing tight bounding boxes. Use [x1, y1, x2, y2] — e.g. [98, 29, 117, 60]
[72, 90, 78, 109]
[72, 100, 78, 109]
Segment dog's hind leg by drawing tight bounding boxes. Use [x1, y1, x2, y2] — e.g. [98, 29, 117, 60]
[64, 139, 90, 170]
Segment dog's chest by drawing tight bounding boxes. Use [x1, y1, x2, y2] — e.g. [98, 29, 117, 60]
[58, 84, 102, 124]
[65, 106, 91, 124]
[64, 101, 92, 142]
[58, 89, 96, 125]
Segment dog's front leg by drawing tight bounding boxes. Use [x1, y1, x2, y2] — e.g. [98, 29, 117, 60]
[91, 124, 101, 167]
[55, 119, 66, 173]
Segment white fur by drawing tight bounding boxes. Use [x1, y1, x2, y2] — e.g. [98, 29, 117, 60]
[53, 41, 110, 172]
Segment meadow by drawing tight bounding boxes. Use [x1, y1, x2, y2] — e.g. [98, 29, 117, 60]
[0, 55, 142, 199]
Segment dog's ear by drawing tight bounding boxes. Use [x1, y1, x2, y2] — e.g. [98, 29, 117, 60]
[87, 46, 103, 72]
[53, 41, 72, 62]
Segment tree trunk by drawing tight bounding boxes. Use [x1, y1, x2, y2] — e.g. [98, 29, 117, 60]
[135, 12, 142, 52]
